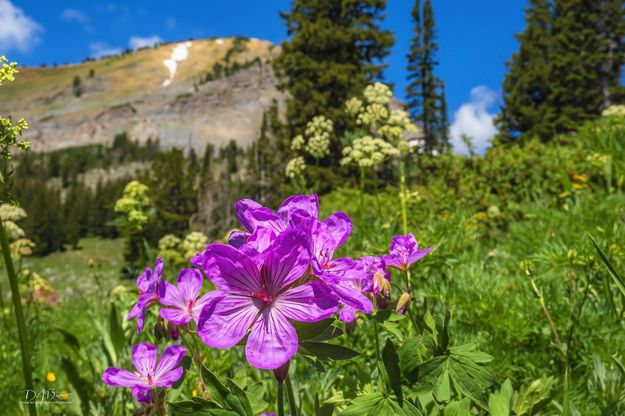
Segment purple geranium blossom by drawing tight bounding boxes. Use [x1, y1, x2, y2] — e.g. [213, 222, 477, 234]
[102, 343, 186, 404]
[127, 258, 165, 333]
[336, 256, 390, 323]
[234, 194, 319, 237]
[383, 233, 432, 272]
[158, 268, 218, 326]
[192, 228, 338, 370]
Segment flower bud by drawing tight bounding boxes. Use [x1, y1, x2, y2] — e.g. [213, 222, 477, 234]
[153, 318, 166, 341]
[373, 272, 385, 295]
[272, 360, 290, 384]
[396, 292, 411, 315]
[167, 321, 180, 340]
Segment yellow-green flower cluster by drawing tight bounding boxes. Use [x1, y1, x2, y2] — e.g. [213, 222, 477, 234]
[180, 231, 209, 260]
[602, 105, 625, 118]
[363, 82, 392, 105]
[291, 135, 305, 151]
[303, 115, 333, 159]
[379, 109, 419, 143]
[341, 136, 400, 168]
[158, 231, 210, 268]
[114, 181, 151, 232]
[0, 204, 27, 240]
[285, 156, 306, 179]
[0, 56, 18, 85]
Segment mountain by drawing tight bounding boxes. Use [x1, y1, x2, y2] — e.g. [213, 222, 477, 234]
[0, 37, 284, 153]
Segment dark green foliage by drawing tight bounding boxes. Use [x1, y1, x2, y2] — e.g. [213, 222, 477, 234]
[406, 0, 449, 153]
[273, 0, 395, 136]
[499, 0, 625, 141]
[72, 75, 82, 98]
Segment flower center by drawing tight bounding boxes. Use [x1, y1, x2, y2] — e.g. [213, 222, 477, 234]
[186, 299, 195, 313]
[146, 373, 154, 387]
[251, 291, 274, 304]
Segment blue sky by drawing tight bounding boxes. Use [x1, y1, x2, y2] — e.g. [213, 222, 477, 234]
[1, 0, 527, 152]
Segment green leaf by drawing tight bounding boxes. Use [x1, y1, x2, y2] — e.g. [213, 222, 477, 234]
[300, 341, 359, 361]
[168, 400, 217, 415]
[108, 301, 125, 356]
[300, 353, 327, 372]
[382, 338, 403, 404]
[201, 364, 230, 408]
[226, 379, 254, 416]
[55, 327, 81, 354]
[340, 392, 387, 416]
[443, 398, 471, 416]
[433, 369, 451, 403]
[293, 318, 335, 340]
[488, 379, 513, 416]
[60, 357, 93, 415]
[399, 337, 426, 375]
[589, 233, 625, 298]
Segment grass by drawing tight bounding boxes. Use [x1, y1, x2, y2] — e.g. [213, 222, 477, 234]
[22, 237, 125, 300]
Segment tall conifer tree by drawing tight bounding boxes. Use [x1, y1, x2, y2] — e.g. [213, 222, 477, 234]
[273, 0, 394, 138]
[406, 0, 448, 153]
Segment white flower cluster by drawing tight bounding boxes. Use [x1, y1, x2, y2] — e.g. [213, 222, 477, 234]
[341, 136, 400, 168]
[602, 105, 625, 118]
[285, 156, 306, 178]
[114, 181, 151, 231]
[379, 109, 419, 143]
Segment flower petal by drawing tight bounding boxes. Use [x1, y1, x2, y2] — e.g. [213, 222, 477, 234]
[198, 295, 260, 349]
[277, 194, 319, 224]
[245, 309, 298, 370]
[131, 386, 153, 404]
[132, 343, 157, 378]
[406, 246, 433, 267]
[228, 231, 248, 248]
[312, 212, 352, 263]
[158, 280, 183, 308]
[323, 278, 373, 315]
[263, 228, 310, 294]
[338, 305, 356, 323]
[195, 243, 263, 294]
[235, 199, 264, 232]
[154, 344, 186, 385]
[160, 307, 192, 325]
[177, 268, 203, 302]
[191, 290, 225, 323]
[275, 281, 338, 322]
[102, 367, 142, 387]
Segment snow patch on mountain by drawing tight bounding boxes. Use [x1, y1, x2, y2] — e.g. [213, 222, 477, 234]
[163, 41, 192, 87]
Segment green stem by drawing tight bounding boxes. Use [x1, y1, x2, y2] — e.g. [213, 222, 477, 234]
[277, 382, 285, 416]
[359, 166, 365, 211]
[398, 153, 408, 234]
[0, 221, 36, 416]
[285, 375, 298, 416]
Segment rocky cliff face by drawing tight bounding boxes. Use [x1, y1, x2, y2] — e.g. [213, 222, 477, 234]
[0, 38, 284, 153]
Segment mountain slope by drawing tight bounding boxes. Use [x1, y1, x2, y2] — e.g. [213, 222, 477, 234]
[0, 37, 283, 152]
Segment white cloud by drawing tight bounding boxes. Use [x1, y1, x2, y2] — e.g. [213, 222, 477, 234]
[89, 42, 122, 59]
[61, 8, 88, 24]
[61, 8, 93, 33]
[0, 0, 43, 53]
[129, 35, 163, 50]
[450, 86, 499, 155]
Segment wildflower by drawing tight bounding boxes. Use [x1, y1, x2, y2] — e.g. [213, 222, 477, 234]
[159, 268, 218, 326]
[102, 343, 186, 404]
[127, 258, 165, 333]
[59, 390, 70, 401]
[46, 372, 56, 382]
[193, 228, 338, 370]
[285, 156, 306, 179]
[383, 234, 432, 272]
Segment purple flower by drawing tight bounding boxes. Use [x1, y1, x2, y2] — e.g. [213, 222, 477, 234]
[158, 268, 218, 326]
[235, 194, 319, 236]
[192, 228, 338, 370]
[127, 258, 165, 333]
[383, 234, 432, 272]
[102, 343, 186, 403]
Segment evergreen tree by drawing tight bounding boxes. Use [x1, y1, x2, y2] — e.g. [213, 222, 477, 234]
[273, 0, 394, 138]
[498, 0, 553, 141]
[406, 0, 448, 153]
[597, 0, 625, 108]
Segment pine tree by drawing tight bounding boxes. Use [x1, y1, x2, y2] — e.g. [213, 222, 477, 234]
[547, 0, 604, 133]
[273, 0, 394, 138]
[498, 0, 553, 141]
[597, 0, 625, 108]
[406, 0, 448, 153]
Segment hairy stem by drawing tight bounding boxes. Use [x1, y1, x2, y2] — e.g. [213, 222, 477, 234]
[398, 153, 408, 235]
[277, 382, 285, 416]
[0, 221, 36, 416]
[285, 375, 298, 416]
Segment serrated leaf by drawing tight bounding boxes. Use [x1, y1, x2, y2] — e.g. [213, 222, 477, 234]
[433, 369, 451, 403]
[226, 379, 253, 416]
[488, 379, 512, 416]
[443, 398, 471, 416]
